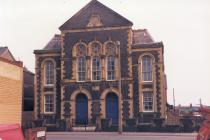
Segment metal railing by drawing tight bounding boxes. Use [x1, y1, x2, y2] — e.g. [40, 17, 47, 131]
[72, 119, 94, 127]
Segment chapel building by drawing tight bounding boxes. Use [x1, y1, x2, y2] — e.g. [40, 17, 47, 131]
[34, 0, 167, 131]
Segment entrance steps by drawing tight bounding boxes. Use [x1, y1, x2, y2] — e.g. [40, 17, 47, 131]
[72, 126, 96, 132]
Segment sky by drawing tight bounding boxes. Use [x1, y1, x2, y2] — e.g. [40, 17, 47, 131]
[0, 0, 210, 106]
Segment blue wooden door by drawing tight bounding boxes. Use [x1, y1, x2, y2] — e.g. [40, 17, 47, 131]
[76, 94, 88, 125]
[106, 93, 119, 125]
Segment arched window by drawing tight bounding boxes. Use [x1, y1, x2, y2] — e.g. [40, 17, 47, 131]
[44, 61, 55, 85]
[74, 43, 87, 82]
[105, 42, 116, 81]
[90, 41, 102, 81]
[142, 55, 153, 81]
[92, 56, 101, 81]
[107, 56, 115, 80]
[77, 57, 86, 81]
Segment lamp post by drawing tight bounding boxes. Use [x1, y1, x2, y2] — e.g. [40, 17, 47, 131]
[116, 41, 122, 134]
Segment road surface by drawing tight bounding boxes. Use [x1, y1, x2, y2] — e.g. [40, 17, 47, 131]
[47, 132, 197, 140]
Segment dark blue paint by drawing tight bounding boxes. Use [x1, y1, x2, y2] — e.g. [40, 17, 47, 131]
[106, 93, 118, 125]
[76, 93, 88, 125]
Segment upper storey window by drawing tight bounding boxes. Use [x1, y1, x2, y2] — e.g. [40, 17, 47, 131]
[75, 43, 87, 82]
[142, 55, 153, 82]
[44, 61, 55, 86]
[77, 57, 86, 81]
[107, 56, 115, 80]
[92, 57, 101, 81]
[90, 42, 102, 81]
[105, 42, 116, 81]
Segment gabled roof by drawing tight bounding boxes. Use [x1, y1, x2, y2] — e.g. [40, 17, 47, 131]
[59, 0, 133, 30]
[43, 34, 61, 50]
[132, 29, 154, 45]
[0, 47, 16, 61]
[0, 47, 7, 54]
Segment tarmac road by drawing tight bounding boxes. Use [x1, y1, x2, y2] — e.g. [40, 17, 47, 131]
[47, 132, 197, 140]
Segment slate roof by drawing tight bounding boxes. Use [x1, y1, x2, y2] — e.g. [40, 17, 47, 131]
[132, 29, 154, 44]
[0, 47, 8, 55]
[0, 46, 16, 61]
[59, 0, 133, 30]
[24, 67, 34, 75]
[43, 34, 61, 50]
[41, 29, 158, 51]
[0, 47, 22, 67]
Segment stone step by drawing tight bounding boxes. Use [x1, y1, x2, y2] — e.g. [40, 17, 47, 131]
[72, 126, 96, 132]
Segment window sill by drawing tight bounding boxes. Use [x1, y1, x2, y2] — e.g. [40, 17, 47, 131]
[43, 112, 56, 115]
[141, 81, 153, 85]
[91, 80, 102, 82]
[76, 81, 86, 83]
[106, 79, 116, 81]
[138, 123, 152, 126]
[44, 84, 54, 87]
[142, 110, 154, 113]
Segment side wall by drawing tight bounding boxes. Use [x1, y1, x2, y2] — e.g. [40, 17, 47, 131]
[34, 52, 61, 123]
[0, 60, 23, 125]
[131, 44, 167, 121]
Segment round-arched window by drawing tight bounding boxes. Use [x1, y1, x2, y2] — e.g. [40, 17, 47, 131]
[142, 55, 153, 81]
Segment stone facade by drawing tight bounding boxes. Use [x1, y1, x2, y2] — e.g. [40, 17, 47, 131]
[34, 0, 167, 131]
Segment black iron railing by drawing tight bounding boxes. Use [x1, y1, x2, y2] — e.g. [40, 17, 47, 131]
[72, 119, 94, 127]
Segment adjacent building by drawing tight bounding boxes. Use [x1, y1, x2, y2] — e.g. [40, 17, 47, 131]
[22, 67, 35, 126]
[0, 47, 23, 125]
[0, 47, 34, 126]
[34, 0, 167, 131]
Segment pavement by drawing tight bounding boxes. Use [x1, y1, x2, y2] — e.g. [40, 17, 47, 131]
[47, 132, 197, 140]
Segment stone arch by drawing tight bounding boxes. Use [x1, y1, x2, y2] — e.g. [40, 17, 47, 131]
[103, 40, 117, 56]
[100, 88, 119, 118]
[138, 53, 155, 63]
[70, 88, 92, 120]
[41, 58, 56, 69]
[88, 40, 103, 56]
[72, 41, 87, 57]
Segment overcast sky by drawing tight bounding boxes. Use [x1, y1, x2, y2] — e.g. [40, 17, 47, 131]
[0, 0, 210, 106]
